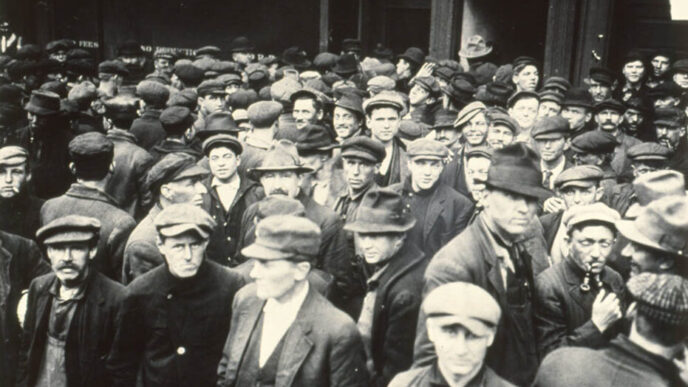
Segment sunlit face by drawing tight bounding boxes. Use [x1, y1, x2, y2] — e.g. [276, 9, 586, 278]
[47, 241, 96, 287]
[0, 163, 28, 199]
[225, 83, 242, 96]
[534, 137, 567, 162]
[622, 241, 669, 277]
[357, 233, 404, 265]
[622, 60, 645, 84]
[367, 107, 401, 144]
[465, 156, 491, 202]
[566, 225, 615, 274]
[623, 108, 643, 130]
[509, 97, 539, 129]
[559, 185, 600, 209]
[409, 84, 431, 106]
[513, 65, 539, 91]
[651, 56, 670, 78]
[461, 112, 488, 146]
[158, 232, 207, 278]
[427, 320, 493, 378]
[655, 125, 685, 151]
[199, 94, 225, 115]
[232, 52, 254, 65]
[674, 72, 688, 89]
[486, 124, 514, 150]
[260, 170, 300, 197]
[588, 79, 611, 103]
[537, 101, 561, 118]
[333, 106, 361, 140]
[293, 98, 320, 130]
[162, 177, 208, 207]
[250, 258, 309, 300]
[561, 106, 591, 131]
[409, 158, 443, 191]
[49, 51, 67, 63]
[208, 146, 240, 181]
[343, 157, 377, 191]
[483, 189, 537, 238]
[396, 58, 411, 78]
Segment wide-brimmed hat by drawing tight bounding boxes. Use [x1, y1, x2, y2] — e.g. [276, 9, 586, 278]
[295, 124, 339, 152]
[344, 187, 416, 233]
[459, 35, 493, 59]
[485, 143, 552, 200]
[230, 36, 254, 53]
[249, 139, 314, 176]
[24, 90, 61, 116]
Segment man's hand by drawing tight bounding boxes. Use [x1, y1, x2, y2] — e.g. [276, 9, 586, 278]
[591, 289, 623, 332]
[543, 197, 567, 214]
[414, 62, 435, 79]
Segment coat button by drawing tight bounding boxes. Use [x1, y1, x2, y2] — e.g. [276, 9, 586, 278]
[177, 346, 186, 355]
[226, 237, 231, 241]
[167, 294, 173, 300]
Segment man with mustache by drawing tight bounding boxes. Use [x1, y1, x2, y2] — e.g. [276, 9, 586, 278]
[0, 146, 44, 239]
[17, 216, 123, 387]
[122, 153, 208, 283]
[653, 107, 688, 186]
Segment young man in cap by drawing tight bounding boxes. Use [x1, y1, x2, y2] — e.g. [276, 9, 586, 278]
[343, 187, 426, 386]
[407, 76, 440, 126]
[511, 56, 540, 92]
[202, 134, 263, 266]
[531, 116, 572, 190]
[152, 49, 175, 77]
[41, 132, 136, 281]
[534, 272, 688, 386]
[647, 51, 672, 89]
[363, 92, 409, 186]
[485, 112, 519, 150]
[102, 96, 155, 220]
[240, 101, 282, 177]
[17, 215, 123, 387]
[570, 130, 620, 193]
[150, 106, 201, 163]
[464, 146, 494, 204]
[333, 92, 366, 141]
[586, 67, 615, 103]
[399, 138, 474, 260]
[130, 80, 170, 150]
[196, 79, 228, 126]
[294, 124, 344, 207]
[594, 98, 641, 181]
[561, 87, 595, 139]
[416, 143, 551, 386]
[619, 96, 650, 140]
[671, 59, 688, 91]
[507, 91, 539, 138]
[614, 51, 649, 102]
[67, 81, 103, 135]
[109, 204, 245, 387]
[537, 90, 564, 118]
[390, 282, 514, 387]
[396, 47, 424, 94]
[0, 145, 44, 239]
[654, 107, 688, 184]
[97, 61, 128, 98]
[217, 215, 368, 387]
[535, 203, 626, 356]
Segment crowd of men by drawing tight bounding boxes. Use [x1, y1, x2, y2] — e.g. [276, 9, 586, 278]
[0, 33, 687, 387]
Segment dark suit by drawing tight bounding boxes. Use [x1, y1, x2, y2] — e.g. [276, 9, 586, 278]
[539, 210, 564, 252]
[534, 259, 626, 356]
[0, 191, 44, 240]
[130, 109, 166, 151]
[216, 282, 369, 387]
[16, 271, 124, 387]
[438, 149, 470, 198]
[669, 139, 688, 188]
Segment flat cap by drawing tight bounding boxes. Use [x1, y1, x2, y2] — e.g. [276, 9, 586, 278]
[136, 80, 170, 107]
[145, 153, 209, 193]
[454, 101, 486, 128]
[153, 49, 175, 60]
[563, 202, 620, 231]
[174, 64, 205, 86]
[103, 96, 139, 122]
[270, 77, 302, 104]
[588, 67, 615, 86]
[290, 87, 324, 105]
[98, 60, 128, 76]
[242, 215, 321, 260]
[313, 52, 338, 70]
[423, 282, 501, 336]
[628, 142, 672, 162]
[563, 87, 594, 109]
[367, 75, 396, 92]
[653, 107, 685, 127]
[465, 145, 494, 160]
[67, 82, 97, 105]
[167, 88, 198, 110]
[489, 112, 520, 134]
[570, 130, 618, 154]
[155, 204, 216, 239]
[0, 146, 28, 166]
[407, 138, 448, 160]
[216, 73, 242, 86]
[671, 58, 688, 74]
[554, 165, 603, 189]
[195, 45, 221, 57]
[594, 98, 625, 113]
[245, 63, 269, 81]
[398, 120, 427, 141]
[68, 132, 114, 160]
[531, 116, 570, 140]
[648, 81, 683, 100]
[542, 76, 572, 94]
[197, 79, 226, 96]
[513, 56, 539, 69]
[538, 89, 564, 105]
[362, 91, 405, 115]
[160, 106, 193, 134]
[411, 76, 440, 96]
[627, 273, 688, 326]
[507, 90, 539, 108]
[256, 196, 306, 220]
[37, 215, 100, 245]
[341, 136, 386, 163]
[202, 134, 242, 156]
[247, 101, 282, 128]
[227, 89, 258, 110]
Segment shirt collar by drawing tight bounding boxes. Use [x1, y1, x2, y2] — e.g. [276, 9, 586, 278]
[211, 175, 240, 189]
[264, 281, 309, 315]
[49, 276, 87, 301]
[541, 156, 567, 175]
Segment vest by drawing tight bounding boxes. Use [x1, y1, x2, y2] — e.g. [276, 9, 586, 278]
[235, 312, 289, 387]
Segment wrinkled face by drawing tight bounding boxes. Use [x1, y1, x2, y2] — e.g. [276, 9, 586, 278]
[367, 107, 401, 144]
[250, 258, 308, 300]
[567, 225, 615, 274]
[293, 98, 320, 130]
[622, 241, 666, 277]
[409, 84, 431, 106]
[486, 124, 514, 150]
[537, 101, 561, 118]
[595, 109, 623, 132]
[162, 177, 208, 206]
[409, 158, 443, 190]
[396, 58, 411, 78]
[465, 156, 491, 202]
[199, 94, 225, 114]
[651, 56, 670, 78]
[622, 60, 645, 84]
[573, 152, 604, 166]
[462, 112, 488, 146]
[158, 233, 208, 279]
[357, 233, 404, 265]
[655, 125, 685, 151]
[260, 170, 300, 197]
[208, 146, 240, 181]
[559, 185, 599, 209]
[674, 72, 688, 89]
[561, 106, 590, 131]
[343, 157, 377, 191]
[154, 58, 171, 73]
[588, 79, 611, 102]
[623, 108, 643, 129]
[428, 320, 493, 377]
[47, 242, 95, 287]
[509, 97, 539, 129]
[534, 137, 566, 162]
[513, 65, 539, 91]
[333, 106, 361, 140]
[483, 189, 537, 238]
[0, 163, 27, 199]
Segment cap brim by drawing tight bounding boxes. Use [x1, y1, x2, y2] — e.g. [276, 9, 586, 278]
[486, 180, 552, 200]
[533, 133, 567, 140]
[158, 224, 210, 239]
[43, 231, 96, 245]
[557, 181, 597, 190]
[341, 151, 379, 164]
[458, 47, 493, 59]
[24, 104, 58, 116]
[250, 165, 314, 174]
[241, 243, 295, 260]
[615, 219, 674, 254]
[428, 315, 495, 337]
[344, 219, 416, 233]
[173, 164, 210, 181]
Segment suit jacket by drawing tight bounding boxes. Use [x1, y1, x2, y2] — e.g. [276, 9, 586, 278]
[375, 138, 409, 187]
[415, 213, 539, 386]
[389, 364, 516, 387]
[438, 148, 470, 198]
[0, 232, 49, 387]
[130, 109, 166, 151]
[534, 259, 626, 357]
[41, 183, 136, 282]
[16, 271, 124, 387]
[216, 283, 369, 387]
[533, 335, 684, 387]
[0, 191, 44, 240]
[539, 210, 564, 251]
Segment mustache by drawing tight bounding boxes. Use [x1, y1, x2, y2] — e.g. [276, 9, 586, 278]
[268, 189, 289, 196]
[56, 263, 78, 271]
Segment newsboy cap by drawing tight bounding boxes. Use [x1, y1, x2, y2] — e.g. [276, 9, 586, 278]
[202, 134, 242, 157]
[341, 136, 386, 164]
[423, 282, 501, 336]
[531, 116, 570, 140]
[103, 96, 138, 123]
[671, 59, 688, 75]
[563, 87, 594, 109]
[174, 64, 205, 87]
[628, 142, 672, 162]
[593, 98, 625, 114]
[155, 204, 216, 239]
[37, 215, 100, 245]
[362, 92, 405, 115]
[554, 165, 604, 190]
[588, 66, 615, 86]
[270, 77, 302, 104]
[411, 76, 440, 96]
[256, 196, 306, 220]
[98, 60, 129, 76]
[0, 146, 28, 167]
[538, 90, 564, 106]
[160, 106, 193, 135]
[367, 76, 396, 93]
[167, 89, 198, 110]
[145, 153, 209, 194]
[542, 76, 572, 94]
[407, 138, 448, 160]
[653, 107, 685, 127]
[136, 80, 170, 107]
[563, 202, 620, 231]
[242, 215, 321, 260]
[454, 101, 486, 128]
[247, 101, 282, 128]
[489, 112, 520, 134]
[570, 130, 618, 155]
[197, 79, 226, 97]
[627, 272, 688, 326]
[68, 132, 114, 165]
[334, 93, 364, 117]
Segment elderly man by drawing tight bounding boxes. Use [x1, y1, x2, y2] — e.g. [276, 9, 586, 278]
[0, 146, 44, 238]
[122, 153, 208, 283]
[399, 138, 474, 260]
[109, 204, 245, 387]
[17, 216, 123, 387]
[364, 92, 409, 186]
[390, 282, 514, 387]
[531, 116, 572, 190]
[415, 143, 551, 386]
[216, 215, 368, 387]
[41, 132, 136, 281]
[344, 187, 426, 386]
[534, 272, 688, 386]
[653, 107, 688, 184]
[535, 203, 626, 356]
[295, 124, 343, 207]
[333, 93, 366, 141]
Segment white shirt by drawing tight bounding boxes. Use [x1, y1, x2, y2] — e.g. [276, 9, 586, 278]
[259, 282, 309, 367]
[540, 156, 567, 190]
[211, 176, 241, 212]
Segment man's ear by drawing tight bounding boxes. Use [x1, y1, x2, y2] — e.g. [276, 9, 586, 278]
[159, 183, 172, 201]
[366, 116, 372, 129]
[511, 73, 519, 86]
[236, 155, 241, 167]
[679, 127, 686, 138]
[564, 138, 571, 151]
[68, 162, 76, 176]
[485, 330, 497, 347]
[294, 261, 311, 281]
[88, 246, 98, 260]
[317, 109, 324, 121]
[594, 187, 605, 201]
[155, 235, 164, 249]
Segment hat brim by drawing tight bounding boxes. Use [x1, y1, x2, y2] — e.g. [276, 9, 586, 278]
[458, 46, 493, 59]
[615, 219, 681, 256]
[24, 103, 59, 116]
[158, 224, 211, 239]
[557, 180, 597, 190]
[250, 165, 314, 175]
[398, 54, 422, 66]
[173, 165, 210, 181]
[241, 242, 296, 260]
[427, 315, 495, 336]
[43, 230, 97, 245]
[653, 119, 681, 127]
[486, 180, 552, 200]
[332, 66, 358, 76]
[344, 218, 416, 234]
[341, 151, 380, 164]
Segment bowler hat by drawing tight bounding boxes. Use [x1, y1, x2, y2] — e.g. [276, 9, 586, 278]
[398, 47, 425, 67]
[242, 215, 321, 260]
[155, 204, 216, 239]
[249, 140, 314, 175]
[423, 282, 501, 336]
[432, 109, 457, 129]
[485, 143, 552, 199]
[36, 215, 101, 245]
[197, 111, 240, 140]
[282, 47, 311, 70]
[295, 124, 339, 152]
[459, 35, 493, 59]
[332, 54, 358, 76]
[24, 90, 61, 116]
[344, 187, 416, 233]
[626, 273, 688, 326]
[230, 36, 254, 53]
[341, 136, 386, 163]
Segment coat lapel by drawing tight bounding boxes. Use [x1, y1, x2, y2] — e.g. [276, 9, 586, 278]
[562, 262, 590, 312]
[422, 187, 446, 242]
[232, 297, 265, 370]
[275, 289, 316, 387]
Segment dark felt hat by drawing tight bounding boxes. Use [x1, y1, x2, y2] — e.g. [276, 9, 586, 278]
[398, 47, 425, 67]
[588, 67, 615, 86]
[295, 124, 339, 152]
[332, 54, 359, 76]
[344, 186, 416, 233]
[117, 40, 143, 57]
[197, 111, 240, 140]
[432, 108, 458, 129]
[570, 130, 619, 154]
[341, 135, 386, 163]
[281, 46, 311, 70]
[334, 92, 364, 117]
[249, 140, 314, 175]
[24, 90, 61, 116]
[563, 87, 594, 109]
[341, 38, 362, 53]
[485, 143, 552, 199]
[230, 36, 255, 53]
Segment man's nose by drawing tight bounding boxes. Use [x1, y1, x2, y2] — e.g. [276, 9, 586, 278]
[194, 181, 208, 195]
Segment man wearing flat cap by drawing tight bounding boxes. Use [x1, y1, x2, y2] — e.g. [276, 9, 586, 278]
[129, 80, 170, 150]
[239, 101, 282, 176]
[109, 204, 245, 387]
[333, 92, 366, 141]
[537, 90, 564, 119]
[619, 96, 650, 140]
[416, 143, 550, 386]
[67, 81, 103, 135]
[646, 51, 672, 89]
[0, 145, 44, 239]
[485, 112, 519, 150]
[653, 107, 688, 185]
[97, 61, 128, 98]
[290, 88, 326, 131]
[570, 130, 620, 194]
[535, 203, 627, 357]
[407, 76, 440, 126]
[593, 98, 641, 182]
[17, 215, 123, 387]
[202, 134, 264, 266]
[150, 106, 201, 163]
[390, 282, 514, 387]
[397, 138, 474, 260]
[534, 272, 688, 386]
[531, 116, 572, 190]
[122, 152, 208, 283]
[217, 215, 368, 387]
[586, 67, 615, 103]
[41, 132, 136, 281]
[343, 187, 426, 386]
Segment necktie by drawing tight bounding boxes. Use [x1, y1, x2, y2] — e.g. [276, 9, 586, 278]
[543, 170, 552, 189]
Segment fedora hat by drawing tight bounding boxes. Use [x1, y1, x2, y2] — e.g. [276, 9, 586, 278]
[459, 35, 493, 59]
[485, 143, 552, 200]
[24, 90, 61, 116]
[249, 139, 314, 176]
[230, 36, 254, 53]
[295, 124, 339, 152]
[344, 186, 416, 233]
